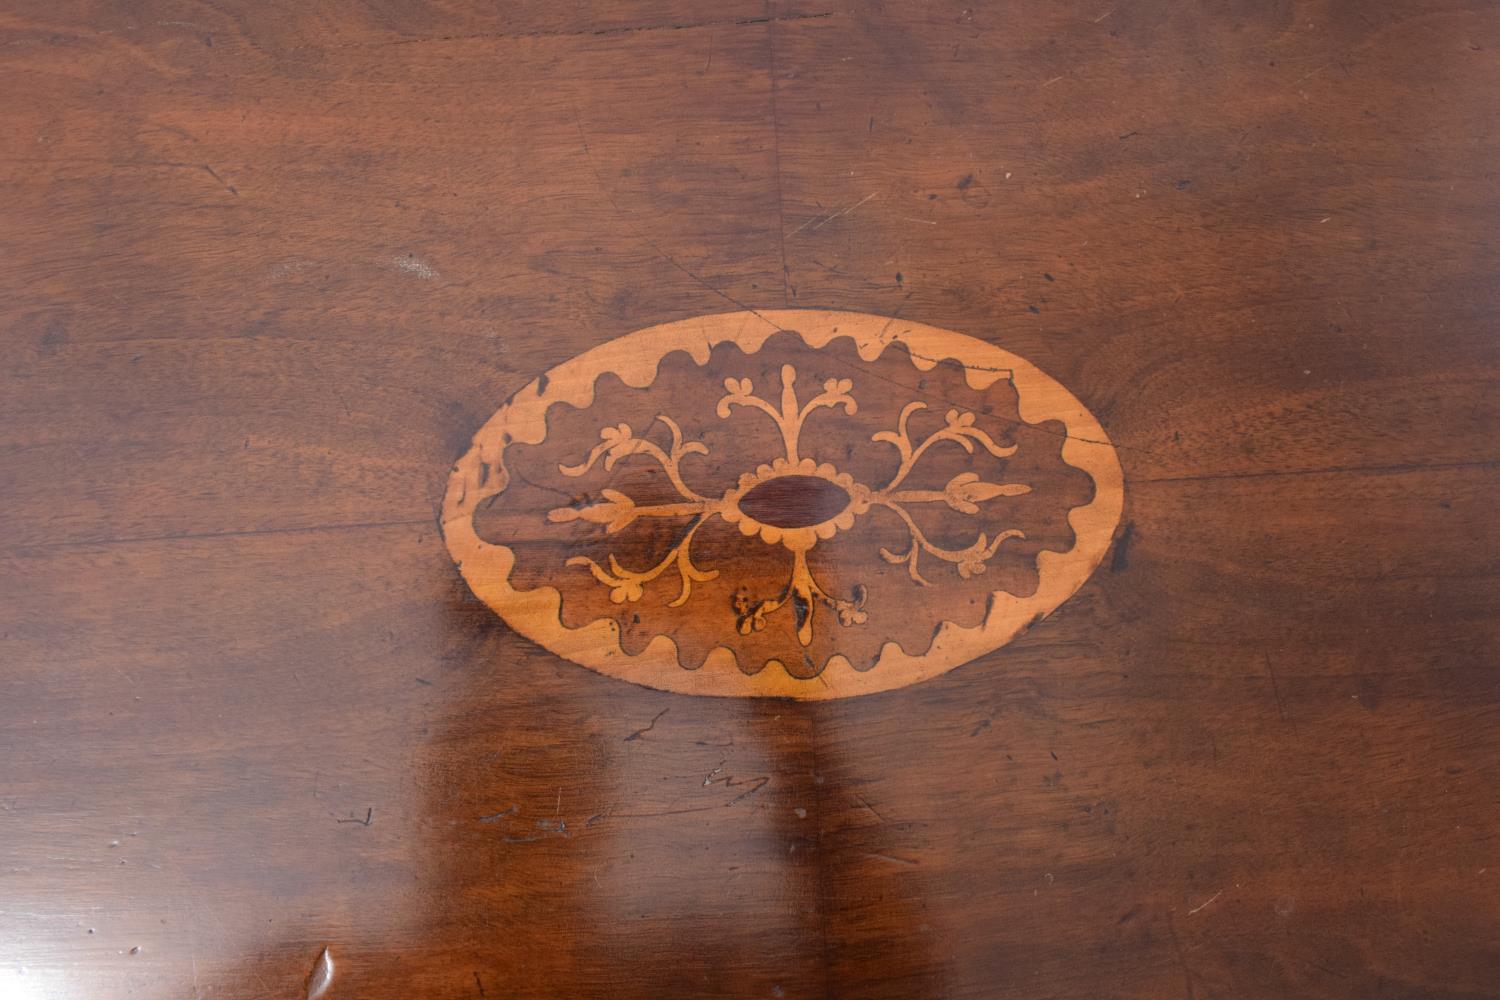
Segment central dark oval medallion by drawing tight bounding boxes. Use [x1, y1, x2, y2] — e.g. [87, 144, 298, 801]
[738, 475, 851, 528]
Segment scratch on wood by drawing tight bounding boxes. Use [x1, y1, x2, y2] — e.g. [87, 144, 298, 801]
[1293, 62, 1333, 87]
[1187, 889, 1222, 915]
[766, 2, 791, 305]
[18, 515, 433, 555]
[787, 192, 878, 237]
[1139, 457, 1500, 486]
[199, 163, 238, 196]
[853, 793, 887, 823]
[863, 851, 918, 865]
[1263, 655, 1297, 736]
[616, 772, 769, 818]
[705, 773, 768, 803]
[479, 805, 518, 823]
[1165, 912, 1197, 1000]
[624, 707, 669, 742]
[366, 10, 839, 46]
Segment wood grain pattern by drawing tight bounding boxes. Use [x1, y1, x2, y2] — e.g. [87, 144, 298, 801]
[2, 0, 1497, 997]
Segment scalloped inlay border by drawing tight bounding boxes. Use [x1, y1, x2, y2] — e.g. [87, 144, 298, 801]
[442, 310, 1124, 699]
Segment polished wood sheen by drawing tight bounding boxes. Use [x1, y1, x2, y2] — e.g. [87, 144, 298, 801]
[2, 1, 1498, 998]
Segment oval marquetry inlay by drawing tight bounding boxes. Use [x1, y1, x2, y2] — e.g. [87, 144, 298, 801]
[737, 475, 853, 529]
[442, 310, 1124, 699]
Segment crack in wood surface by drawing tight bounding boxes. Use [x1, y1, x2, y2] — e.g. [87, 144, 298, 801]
[362, 10, 840, 48]
[15, 517, 432, 552]
[570, 107, 783, 332]
[765, 1, 792, 306]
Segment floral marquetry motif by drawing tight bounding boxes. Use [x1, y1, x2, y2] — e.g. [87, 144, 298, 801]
[442, 310, 1124, 699]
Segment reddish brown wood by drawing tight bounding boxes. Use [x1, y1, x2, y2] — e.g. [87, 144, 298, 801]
[2, 1, 1498, 997]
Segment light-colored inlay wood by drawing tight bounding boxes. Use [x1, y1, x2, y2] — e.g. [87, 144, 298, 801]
[443, 310, 1124, 698]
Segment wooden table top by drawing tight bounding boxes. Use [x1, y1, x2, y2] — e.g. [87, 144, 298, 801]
[3, 2, 1497, 997]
